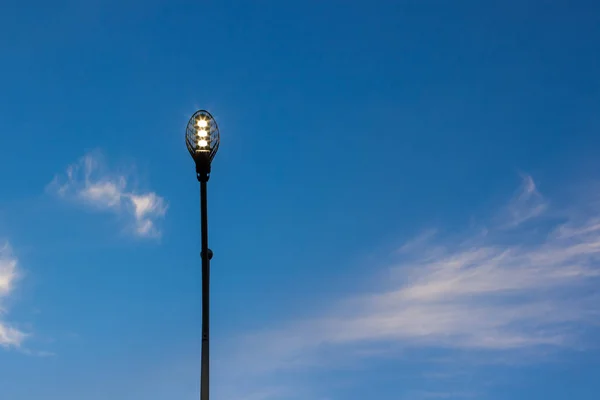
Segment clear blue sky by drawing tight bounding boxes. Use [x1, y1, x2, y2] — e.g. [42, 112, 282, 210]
[1, 1, 600, 399]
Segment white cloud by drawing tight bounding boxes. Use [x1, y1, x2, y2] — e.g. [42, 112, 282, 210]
[48, 152, 167, 238]
[224, 175, 600, 379]
[128, 193, 167, 236]
[397, 229, 438, 254]
[0, 242, 26, 348]
[501, 174, 548, 228]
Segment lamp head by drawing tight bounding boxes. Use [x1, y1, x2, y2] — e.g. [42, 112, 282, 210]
[185, 110, 220, 181]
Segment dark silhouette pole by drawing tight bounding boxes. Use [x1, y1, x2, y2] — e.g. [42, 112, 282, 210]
[199, 173, 210, 400]
[185, 110, 220, 400]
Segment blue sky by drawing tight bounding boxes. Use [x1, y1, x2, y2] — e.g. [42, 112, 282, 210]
[1, 1, 600, 399]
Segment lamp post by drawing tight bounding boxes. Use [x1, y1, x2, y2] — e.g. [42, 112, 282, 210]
[186, 110, 220, 400]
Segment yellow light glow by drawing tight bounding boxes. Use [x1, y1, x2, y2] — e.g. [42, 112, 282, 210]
[197, 119, 208, 128]
[197, 129, 208, 137]
[198, 139, 208, 147]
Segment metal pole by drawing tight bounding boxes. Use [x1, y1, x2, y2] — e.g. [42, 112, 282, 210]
[200, 177, 210, 400]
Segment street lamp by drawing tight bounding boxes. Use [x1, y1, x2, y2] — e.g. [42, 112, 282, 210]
[186, 109, 220, 400]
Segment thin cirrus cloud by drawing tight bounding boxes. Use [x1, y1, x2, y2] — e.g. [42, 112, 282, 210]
[0, 242, 26, 349]
[47, 152, 167, 238]
[222, 175, 600, 385]
[498, 173, 548, 228]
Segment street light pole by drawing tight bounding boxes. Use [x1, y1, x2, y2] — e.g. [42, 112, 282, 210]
[199, 174, 210, 400]
[186, 110, 220, 400]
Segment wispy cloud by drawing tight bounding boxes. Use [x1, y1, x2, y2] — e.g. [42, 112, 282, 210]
[222, 175, 600, 390]
[47, 152, 167, 238]
[500, 174, 548, 228]
[0, 242, 26, 349]
[397, 228, 438, 254]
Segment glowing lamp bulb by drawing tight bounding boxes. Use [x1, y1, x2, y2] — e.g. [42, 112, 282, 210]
[197, 129, 208, 137]
[197, 119, 208, 128]
[198, 139, 208, 147]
